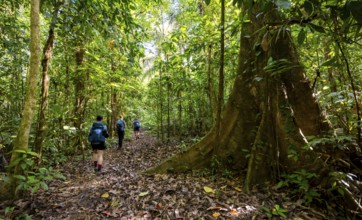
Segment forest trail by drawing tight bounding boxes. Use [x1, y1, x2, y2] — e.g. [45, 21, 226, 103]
[2, 133, 326, 220]
[3, 133, 263, 219]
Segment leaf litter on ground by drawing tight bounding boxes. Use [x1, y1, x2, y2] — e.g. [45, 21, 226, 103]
[0, 133, 339, 219]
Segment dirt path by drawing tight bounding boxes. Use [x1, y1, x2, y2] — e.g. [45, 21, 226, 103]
[1, 133, 327, 219]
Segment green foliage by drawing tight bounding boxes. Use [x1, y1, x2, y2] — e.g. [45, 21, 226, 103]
[262, 204, 288, 219]
[307, 135, 353, 150]
[7, 150, 65, 194]
[277, 169, 320, 205]
[2, 205, 31, 220]
[328, 171, 349, 197]
[177, 141, 188, 153]
[264, 57, 300, 76]
[210, 155, 220, 176]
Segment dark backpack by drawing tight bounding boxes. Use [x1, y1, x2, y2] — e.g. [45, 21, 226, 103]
[90, 127, 103, 144]
[116, 120, 125, 132]
[89, 124, 108, 143]
[134, 121, 140, 129]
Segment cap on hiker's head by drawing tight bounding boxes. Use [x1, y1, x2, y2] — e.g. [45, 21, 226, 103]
[96, 115, 103, 121]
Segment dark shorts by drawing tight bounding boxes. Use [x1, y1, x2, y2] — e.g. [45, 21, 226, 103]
[91, 142, 106, 150]
[134, 127, 140, 131]
[118, 130, 125, 139]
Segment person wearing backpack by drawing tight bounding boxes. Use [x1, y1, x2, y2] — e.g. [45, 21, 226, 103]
[133, 118, 141, 139]
[88, 115, 109, 172]
[116, 115, 126, 149]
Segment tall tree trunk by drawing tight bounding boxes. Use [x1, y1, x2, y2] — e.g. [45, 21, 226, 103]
[34, 2, 62, 159]
[177, 90, 183, 140]
[73, 47, 87, 154]
[216, 0, 225, 136]
[111, 90, 117, 137]
[118, 91, 124, 118]
[9, 0, 41, 196]
[336, 42, 362, 148]
[159, 63, 164, 143]
[167, 78, 171, 142]
[207, 45, 217, 123]
[110, 61, 117, 138]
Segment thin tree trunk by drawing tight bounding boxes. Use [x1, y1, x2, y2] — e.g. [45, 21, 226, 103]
[216, 0, 225, 137]
[118, 91, 124, 116]
[34, 2, 62, 159]
[336, 41, 361, 148]
[111, 89, 117, 138]
[9, 0, 41, 196]
[178, 90, 182, 140]
[167, 78, 171, 142]
[207, 45, 217, 123]
[159, 63, 164, 143]
[73, 47, 87, 154]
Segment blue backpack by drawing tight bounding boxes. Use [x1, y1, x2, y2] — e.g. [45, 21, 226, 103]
[134, 121, 140, 129]
[89, 123, 107, 144]
[116, 120, 125, 132]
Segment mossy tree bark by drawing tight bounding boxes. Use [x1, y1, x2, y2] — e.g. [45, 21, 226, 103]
[146, 4, 329, 190]
[8, 0, 41, 197]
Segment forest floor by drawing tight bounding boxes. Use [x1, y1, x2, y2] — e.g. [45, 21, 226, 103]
[1, 133, 342, 219]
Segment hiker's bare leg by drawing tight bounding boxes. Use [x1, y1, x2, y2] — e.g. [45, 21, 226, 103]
[97, 150, 104, 171]
[92, 150, 98, 169]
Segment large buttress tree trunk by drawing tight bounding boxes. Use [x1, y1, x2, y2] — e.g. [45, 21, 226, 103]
[146, 5, 329, 189]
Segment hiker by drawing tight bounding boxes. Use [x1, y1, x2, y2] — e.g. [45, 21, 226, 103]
[133, 118, 141, 139]
[116, 115, 126, 149]
[88, 115, 109, 172]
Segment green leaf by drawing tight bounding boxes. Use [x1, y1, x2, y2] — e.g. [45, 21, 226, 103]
[276, 181, 285, 189]
[20, 163, 27, 170]
[13, 175, 26, 181]
[26, 151, 39, 157]
[347, 1, 362, 23]
[40, 182, 49, 190]
[308, 23, 325, 33]
[39, 167, 47, 175]
[325, 0, 338, 6]
[25, 159, 34, 166]
[340, 4, 351, 20]
[297, 28, 306, 45]
[14, 149, 27, 154]
[302, 1, 314, 17]
[321, 57, 337, 67]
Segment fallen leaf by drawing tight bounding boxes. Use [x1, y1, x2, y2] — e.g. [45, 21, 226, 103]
[207, 206, 221, 211]
[230, 209, 239, 215]
[213, 212, 220, 217]
[101, 193, 109, 198]
[139, 191, 149, 197]
[233, 187, 242, 192]
[220, 185, 227, 189]
[203, 186, 215, 194]
[103, 210, 111, 215]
